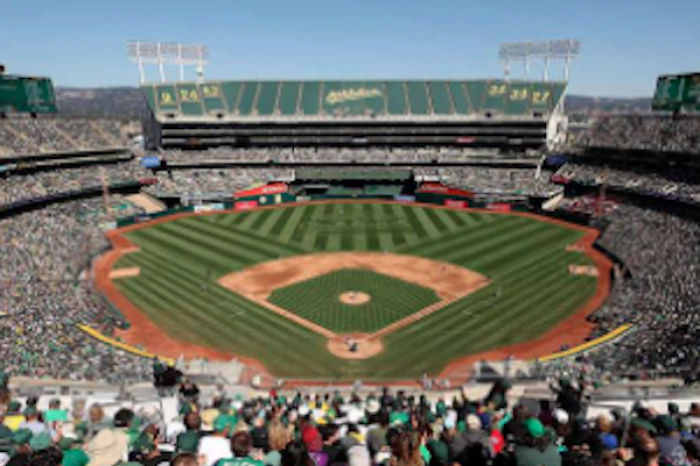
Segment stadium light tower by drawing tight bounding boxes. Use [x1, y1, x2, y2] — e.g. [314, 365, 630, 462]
[127, 41, 209, 85]
[499, 39, 580, 82]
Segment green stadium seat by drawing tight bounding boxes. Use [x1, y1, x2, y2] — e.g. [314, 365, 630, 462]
[504, 82, 532, 115]
[481, 80, 508, 113]
[237, 82, 259, 115]
[279, 82, 301, 115]
[256, 82, 280, 116]
[406, 81, 431, 115]
[155, 85, 179, 113]
[447, 81, 473, 114]
[175, 84, 205, 116]
[300, 82, 321, 115]
[427, 81, 453, 115]
[221, 82, 243, 113]
[385, 82, 408, 115]
[465, 81, 488, 112]
[200, 82, 226, 114]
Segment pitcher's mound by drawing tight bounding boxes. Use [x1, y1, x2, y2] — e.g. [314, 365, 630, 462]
[339, 292, 371, 305]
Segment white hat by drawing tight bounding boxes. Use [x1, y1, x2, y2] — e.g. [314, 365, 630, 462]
[366, 399, 380, 415]
[346, 406, 363, 424]
[298, 405, 311, 417]
[554, 409, 570, 424]
[466, 414, 482, 430]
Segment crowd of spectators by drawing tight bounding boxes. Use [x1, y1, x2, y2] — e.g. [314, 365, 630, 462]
[1, 381, 700, 466]
[414, 168, 559, 196]
[148, 169, 294, 198]
[577, 115, 700, 154]
[565, 202, 700, 380]
[160, 148, 508, 164]
[0, 161, 149, 207]
[555, 163, 700, 205]
[0, 197, 151, 383]
[0, 119, 128, 158]
[144, 166, 557, 198]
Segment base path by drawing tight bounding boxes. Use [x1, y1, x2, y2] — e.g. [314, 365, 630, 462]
[109, 267, 140, 279]
[218, 252, 489, 302]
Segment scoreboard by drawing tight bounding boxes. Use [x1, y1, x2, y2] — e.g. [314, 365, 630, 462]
[652, 73, 700, 113]
[0, 75, 57, 114]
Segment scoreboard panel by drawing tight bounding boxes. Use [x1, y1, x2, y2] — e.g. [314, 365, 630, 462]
[0, 75, 57, 114]
[653, 73, 700, 112]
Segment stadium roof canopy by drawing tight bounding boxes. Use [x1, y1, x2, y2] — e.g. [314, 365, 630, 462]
[142, 79, 566, 122]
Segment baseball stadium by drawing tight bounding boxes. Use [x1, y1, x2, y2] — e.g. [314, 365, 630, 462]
[1, 50, 698, 389]
[2, 7, 700, 463]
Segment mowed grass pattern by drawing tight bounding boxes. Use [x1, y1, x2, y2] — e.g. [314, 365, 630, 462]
[268, 269, 441, 333]
[112, 203, 598, 380]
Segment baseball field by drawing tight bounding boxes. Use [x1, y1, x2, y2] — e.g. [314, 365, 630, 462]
[100, 201, 608, 381]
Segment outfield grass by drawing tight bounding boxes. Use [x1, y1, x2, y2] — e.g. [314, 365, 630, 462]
[112, 202, 598, 380]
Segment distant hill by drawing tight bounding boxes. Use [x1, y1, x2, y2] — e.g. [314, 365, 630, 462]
[565, 95, 651, 116]
[55, 87, 145, 119]
[54, 87, 653, 120]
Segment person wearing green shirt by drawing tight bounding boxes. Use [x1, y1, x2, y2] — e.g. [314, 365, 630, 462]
[215, 432, 264, 466]
[514, 418, 561, 466]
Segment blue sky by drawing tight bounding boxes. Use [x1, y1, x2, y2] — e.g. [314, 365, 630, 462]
[1, 0, 698, 97]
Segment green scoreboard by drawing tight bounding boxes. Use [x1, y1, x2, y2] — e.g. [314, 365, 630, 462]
[0, 75, 57, 114]
[652, 73, 700, 113]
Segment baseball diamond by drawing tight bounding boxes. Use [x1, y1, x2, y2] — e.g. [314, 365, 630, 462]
[99, 200, 609, 381]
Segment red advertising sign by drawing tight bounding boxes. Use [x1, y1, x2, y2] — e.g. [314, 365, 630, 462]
[418, 183, 474, 198]
[444, 199, 468, 208]
[550, 174, 571, 185]
[234, 200, 259, 211]
[234, 183, 288, 199]
[486, 203, 512, 212]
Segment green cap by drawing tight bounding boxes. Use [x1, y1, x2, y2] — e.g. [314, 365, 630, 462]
[428, 440, 449, 465]
[668, 403, 680, 414]
[389, 412, 409, 426]
[62, 449, 90, 466]
[631, 417, 658, 434]
[23, 406, 38, 417]
[7, 401, 21, 414]
[58, 437, 79, 451]
[656, 415, 677, 434]
[29, 432, 53, 451]
[213, 415, 231, 432]
[524, 418, 545, 438]
[11, 429, 32, 446]
[176, 431, 200, 452]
